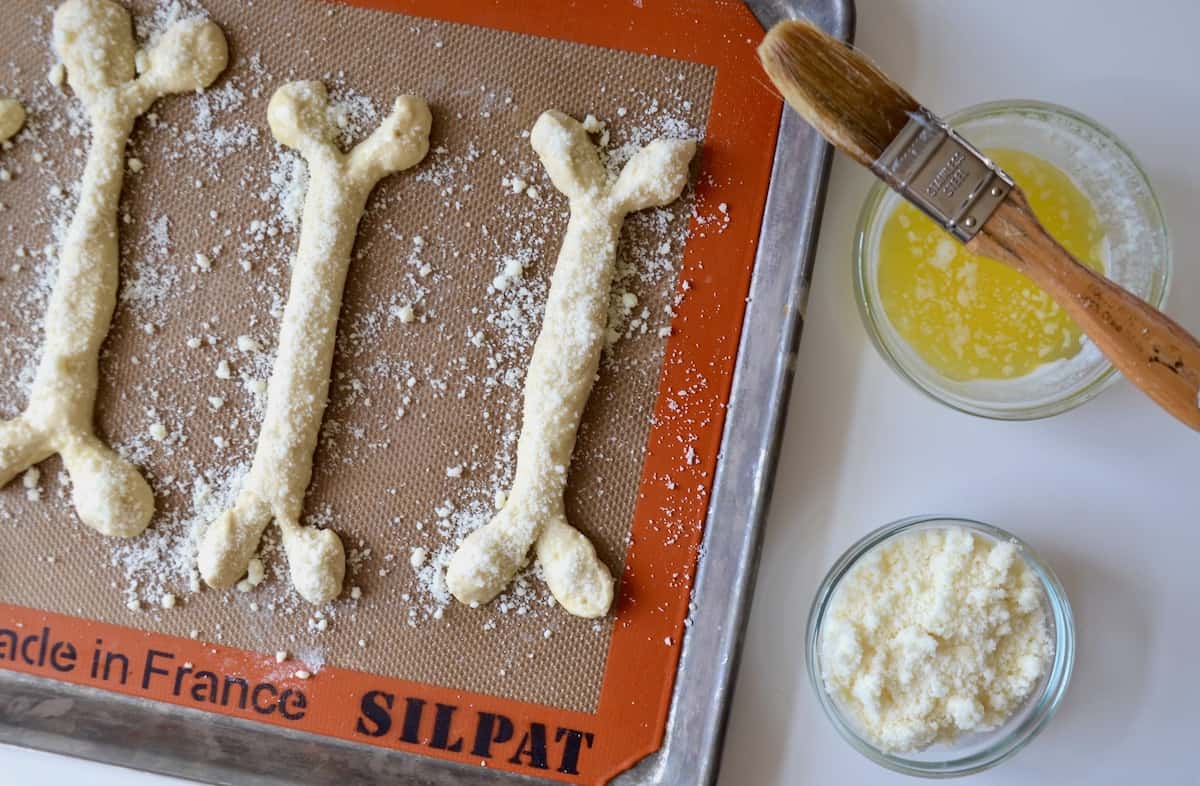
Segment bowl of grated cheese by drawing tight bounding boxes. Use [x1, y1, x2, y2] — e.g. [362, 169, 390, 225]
[806, 515, 1075, 777]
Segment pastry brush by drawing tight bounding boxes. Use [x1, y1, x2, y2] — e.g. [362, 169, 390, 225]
[759, 19, 1200, 430]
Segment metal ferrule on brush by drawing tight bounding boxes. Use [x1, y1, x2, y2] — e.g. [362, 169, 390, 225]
[871, 108, 1013, 242]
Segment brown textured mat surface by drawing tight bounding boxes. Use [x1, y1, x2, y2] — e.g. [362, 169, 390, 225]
[0, 0, 714, 714]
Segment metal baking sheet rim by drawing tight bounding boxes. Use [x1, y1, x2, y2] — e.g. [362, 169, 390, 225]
[0, 1, 855, 784]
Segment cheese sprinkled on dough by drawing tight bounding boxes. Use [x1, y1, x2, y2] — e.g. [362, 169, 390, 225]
[0, 0, 226, 538]
[197, 81, 431, 604]
[444, 110, 695, 618]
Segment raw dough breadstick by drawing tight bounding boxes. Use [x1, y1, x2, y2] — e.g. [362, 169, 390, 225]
[198, 82, 431, 604]
[0, 97, 24, 143]
[0, 0, 226, 537]
[446, 110, 696, 618]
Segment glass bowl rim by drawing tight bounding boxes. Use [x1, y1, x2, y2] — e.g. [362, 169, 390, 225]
[805, 515, 1076, 777]
[853, 98, 1173, 421]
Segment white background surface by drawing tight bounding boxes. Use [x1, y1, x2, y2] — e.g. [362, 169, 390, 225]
[4, 0, 1198, 784]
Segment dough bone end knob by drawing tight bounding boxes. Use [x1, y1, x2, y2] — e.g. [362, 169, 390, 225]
[610, 138, 698, 213]
[349, 95, 433, 182]
[536, 516, 614, 619]
[198, 502, 271, 589]
[445, 508, 532, 605]
[62, 438, 154, 538]
[281, 522, 346, 605]
[137, 17, 228, 95]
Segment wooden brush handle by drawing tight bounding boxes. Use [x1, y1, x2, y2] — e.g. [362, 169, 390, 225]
[968, 186, 1200, 430]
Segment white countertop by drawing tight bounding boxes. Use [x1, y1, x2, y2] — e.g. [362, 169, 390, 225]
[5, 0, 1198, 784]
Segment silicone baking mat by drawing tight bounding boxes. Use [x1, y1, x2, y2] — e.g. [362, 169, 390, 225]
[0, 1, 780, 783]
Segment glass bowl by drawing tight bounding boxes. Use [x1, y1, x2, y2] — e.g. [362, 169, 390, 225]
[806, 516, 1075, 777]
[854, 100, 1171, 420]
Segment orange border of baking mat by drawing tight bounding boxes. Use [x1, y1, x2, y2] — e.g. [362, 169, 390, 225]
[0, 1, 781, 783]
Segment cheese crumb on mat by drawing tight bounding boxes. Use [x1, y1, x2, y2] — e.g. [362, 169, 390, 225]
[22, 468, 42, 501]
[235, 557, 266, 592]
[820, 526, 1053, 753]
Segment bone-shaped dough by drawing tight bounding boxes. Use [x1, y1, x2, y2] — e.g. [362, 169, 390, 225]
[0, 98, 24, 143]
[445, 110, 696, 618]
[197, 82, 431, 604]
[0, 0, 226, 537]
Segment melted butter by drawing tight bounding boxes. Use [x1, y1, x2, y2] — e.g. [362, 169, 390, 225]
[877, 148, 1106, 381]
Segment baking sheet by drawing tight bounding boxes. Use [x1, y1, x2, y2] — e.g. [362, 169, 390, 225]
[0, 0, 855, 784]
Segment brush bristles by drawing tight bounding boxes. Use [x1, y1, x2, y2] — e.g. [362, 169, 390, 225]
[758, 20, 920, 168]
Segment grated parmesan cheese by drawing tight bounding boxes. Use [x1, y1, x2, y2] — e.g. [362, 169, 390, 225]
[820, 526, 1053, 753]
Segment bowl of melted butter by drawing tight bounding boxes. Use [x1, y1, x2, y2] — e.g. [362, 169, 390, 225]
[854, 100, 1171, 420]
